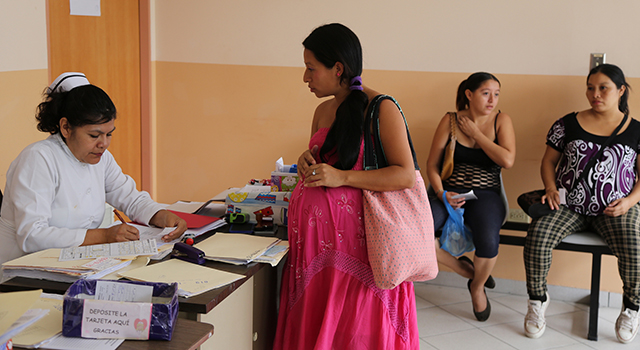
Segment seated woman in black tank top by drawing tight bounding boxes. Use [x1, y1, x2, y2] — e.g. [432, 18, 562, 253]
[426, 72, 516, 322]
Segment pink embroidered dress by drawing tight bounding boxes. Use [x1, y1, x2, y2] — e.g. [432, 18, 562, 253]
[273, 128, 420, 350]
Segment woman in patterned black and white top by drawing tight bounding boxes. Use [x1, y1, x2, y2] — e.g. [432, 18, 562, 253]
[523, 64, 640, 344]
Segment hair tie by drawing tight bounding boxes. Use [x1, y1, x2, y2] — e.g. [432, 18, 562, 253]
[349, 76, 363, 91]
[49, 72, 90, 93]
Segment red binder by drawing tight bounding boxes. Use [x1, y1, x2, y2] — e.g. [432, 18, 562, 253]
[168, 210, 220, 229]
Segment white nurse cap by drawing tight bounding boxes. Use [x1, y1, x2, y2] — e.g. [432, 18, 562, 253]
[48, 72, 90, 93]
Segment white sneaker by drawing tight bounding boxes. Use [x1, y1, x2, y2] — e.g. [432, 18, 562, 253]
[616, 307, 640, 344]
[525, 293, 549, 338]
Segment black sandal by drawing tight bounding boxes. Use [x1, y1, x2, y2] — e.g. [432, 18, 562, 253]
[468, 279, 491, 321]
[458, 256, 496, 289]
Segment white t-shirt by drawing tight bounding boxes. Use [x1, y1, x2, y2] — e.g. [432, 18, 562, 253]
[0, 133, 164, 266]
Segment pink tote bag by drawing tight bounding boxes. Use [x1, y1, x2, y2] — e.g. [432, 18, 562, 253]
[363, 95, 438, 289]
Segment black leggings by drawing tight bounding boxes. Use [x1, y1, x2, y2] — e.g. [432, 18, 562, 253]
[429, 188, 505, 258]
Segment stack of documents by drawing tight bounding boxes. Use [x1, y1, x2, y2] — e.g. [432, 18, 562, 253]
[121, 211, 225, 260]
[2, 249, 134, 283]
[4, 291, 124, 350]
[10, 292, 63, 348]
[253, 241, 289, 267]
[119, 259, 244, 298]
[0, 290, 49, 346]
[194, 233, 282, 265]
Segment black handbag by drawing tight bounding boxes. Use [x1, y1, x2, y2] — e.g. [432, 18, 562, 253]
[519, 113, 628, 219]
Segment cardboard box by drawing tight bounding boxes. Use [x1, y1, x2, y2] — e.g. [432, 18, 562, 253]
[225, 191, 291, 225]
[62, 280, 178, 341]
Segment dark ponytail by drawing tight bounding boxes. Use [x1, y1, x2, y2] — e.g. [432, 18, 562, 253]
[303, 23, 368, 170]
[455, 72, 500, 111]
[588, 63, 631, 115]
[36, 85, 116, 134]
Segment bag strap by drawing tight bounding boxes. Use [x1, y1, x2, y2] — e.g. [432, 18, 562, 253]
[570, 113, 628, 192]
[363, 95, 419, 171]
[449, 112, 458, 142]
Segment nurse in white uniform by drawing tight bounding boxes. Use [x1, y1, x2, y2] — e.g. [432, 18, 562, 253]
[0, 72, 187, 269]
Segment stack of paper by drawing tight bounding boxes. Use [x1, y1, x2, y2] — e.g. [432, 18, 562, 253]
[11, 293, 63, 348]
[194, 233, 281, 265]
[0, 290, 49, 346]
[119, 259, 245, 298]
[2, 249, 133, 283]
[122, 212, 225, 260]
[253, 241, 290, 267]
[99, 256, 150, 280]
[9, 292, 124, 349]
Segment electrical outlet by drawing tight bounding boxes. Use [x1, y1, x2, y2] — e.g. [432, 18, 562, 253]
[590, 53, 606, 70]
[508, 208, 531, 223]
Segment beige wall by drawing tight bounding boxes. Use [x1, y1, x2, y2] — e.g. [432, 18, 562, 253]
[151, 0, 640, 294]
[152, 0, 640, 77]
[0, 0, 48, 190]
[2, 0, 639, 294]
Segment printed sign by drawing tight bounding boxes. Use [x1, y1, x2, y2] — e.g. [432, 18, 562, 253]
[81, 299, 152, 339]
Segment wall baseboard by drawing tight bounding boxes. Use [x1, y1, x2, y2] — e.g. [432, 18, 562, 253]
[424, 271, 622, 309]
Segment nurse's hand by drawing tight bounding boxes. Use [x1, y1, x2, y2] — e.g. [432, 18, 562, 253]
[105, 223, 141, 242]
[150, 210, 188, 242]
[84, 224, 140, 246]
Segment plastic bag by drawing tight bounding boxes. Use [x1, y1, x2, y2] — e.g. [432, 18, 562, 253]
[440, 191, 475, 257]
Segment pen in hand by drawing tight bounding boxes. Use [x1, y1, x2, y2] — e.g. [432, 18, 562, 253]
[111, 209, 140, 241]
[113, 209, 128, 225]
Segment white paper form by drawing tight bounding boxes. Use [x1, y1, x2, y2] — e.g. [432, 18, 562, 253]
[451, 190, 478, 201]
[59, 239, 158, 261]
[127, 222, 179, 248]
[95, 280, 153, 303]
[36, 334, 123, 350]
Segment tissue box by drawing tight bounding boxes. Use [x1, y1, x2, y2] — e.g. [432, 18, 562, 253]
[225, 191, 291, 225]
[62, 280, 178, 341]
[270, 171, 299, 192]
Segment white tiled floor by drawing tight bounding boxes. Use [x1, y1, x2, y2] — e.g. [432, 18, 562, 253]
[415, 281, 635, 349]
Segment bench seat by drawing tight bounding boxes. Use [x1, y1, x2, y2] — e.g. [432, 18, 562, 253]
[500, 221, 613, 341]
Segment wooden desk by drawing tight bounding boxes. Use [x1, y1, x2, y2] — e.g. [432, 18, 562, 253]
[1, 225, 287, 350]
[13, 318, 212, 350]
[117, 318, 213, 350]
